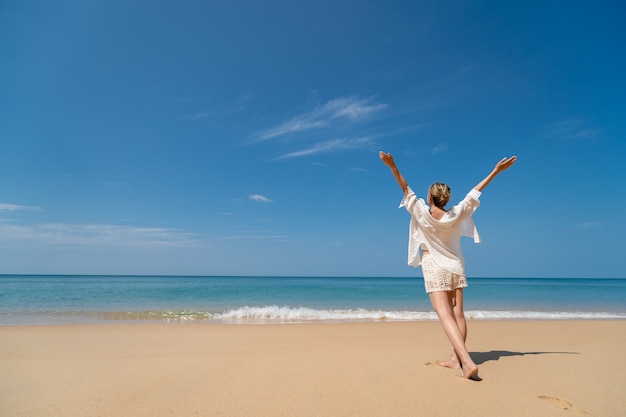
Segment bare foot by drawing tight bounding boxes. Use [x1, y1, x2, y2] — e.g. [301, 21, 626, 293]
[462, 364, 481, 381]
[437, 355, 461, 369]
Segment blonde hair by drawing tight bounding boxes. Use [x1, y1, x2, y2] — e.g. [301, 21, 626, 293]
[428, 183, 451, 208]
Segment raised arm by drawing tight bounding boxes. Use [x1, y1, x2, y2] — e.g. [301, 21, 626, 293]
[473, 156, 517, 192]
[379, 151, 409, 195]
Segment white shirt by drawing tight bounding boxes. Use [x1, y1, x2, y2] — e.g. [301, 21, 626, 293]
[399, 186, 482, 275]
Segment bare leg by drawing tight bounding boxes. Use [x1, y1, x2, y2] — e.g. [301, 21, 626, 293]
[429, 290, 479, 380]
[438, 288, 467, 369]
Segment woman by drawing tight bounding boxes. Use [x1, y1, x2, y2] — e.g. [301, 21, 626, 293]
[380, 151, 516, 380]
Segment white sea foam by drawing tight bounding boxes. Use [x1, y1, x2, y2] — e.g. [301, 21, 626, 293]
[203, 306, 626, 323]
[214, 306, 438, 322]
[5, 306, 625, 325]
[465, 310, 626, 320]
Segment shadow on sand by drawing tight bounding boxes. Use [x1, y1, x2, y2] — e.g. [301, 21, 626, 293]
[470, 350, 579, 365]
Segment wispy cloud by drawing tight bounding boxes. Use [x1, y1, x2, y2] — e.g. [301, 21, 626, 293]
[222, 234, 287, 241]
[186, 94, 254, 121]
[275, 137, 374, 160]
[0, 223, 203, 248]
[431, 143, 449, 154]
[544, 119, 601, 141]
[260, 119, 328, 140]
[258, 96, 387, 141]
[103, 180, 131, 188]
[187, 110, 214, 120]
[0, 203, 42, 212]
[331, 97, 387, 119]
[578, 221, 602, 230]
[249, 194, 272, 203]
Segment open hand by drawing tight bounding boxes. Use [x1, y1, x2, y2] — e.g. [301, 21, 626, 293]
[379, 151, 395, 167]
[495, 156, 517, 173]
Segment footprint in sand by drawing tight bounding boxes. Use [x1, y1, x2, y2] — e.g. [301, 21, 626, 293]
[538, 395, 589, 414]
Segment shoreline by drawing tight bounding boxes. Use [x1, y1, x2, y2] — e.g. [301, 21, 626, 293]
[3, 306, 625, 326]
[2, 316, 626, 327]
[2, 320, 624, 416]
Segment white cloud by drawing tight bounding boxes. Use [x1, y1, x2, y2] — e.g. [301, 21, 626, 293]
[187, 110, 213, 120]
[544, 119, 601, 141]
[275, 137, 373, 160]
[0, 203, 42, 212]
[222, 234, 287, 241]
[0, 223, 203, 248]
[249, 194, 272, 203]
[186, 94, 253, 122]
[328, 97, 388, 120]
[258, 96, 387, 141]
[578, 221, 602, 230]
[260, 119, 328, 140]
[431, 143, 449, 154]
[103, 180, 131, 188]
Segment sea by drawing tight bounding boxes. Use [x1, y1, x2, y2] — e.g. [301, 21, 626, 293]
[1, 275, 625, 325]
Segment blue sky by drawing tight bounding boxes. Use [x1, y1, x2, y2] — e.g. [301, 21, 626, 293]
[1, 0, 625, 277]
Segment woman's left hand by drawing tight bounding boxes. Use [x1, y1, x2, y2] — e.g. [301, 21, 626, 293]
[494, 156, 517, 173]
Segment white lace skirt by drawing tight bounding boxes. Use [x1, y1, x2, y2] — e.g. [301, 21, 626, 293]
[421, 254, 468, 293]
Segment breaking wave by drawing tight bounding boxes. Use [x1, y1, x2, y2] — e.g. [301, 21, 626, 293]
[108, 306, 626, 323]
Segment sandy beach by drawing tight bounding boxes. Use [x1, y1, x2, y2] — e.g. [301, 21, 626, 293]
[1, 320, 624, 417]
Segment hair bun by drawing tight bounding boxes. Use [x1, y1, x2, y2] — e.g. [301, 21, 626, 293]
[428, 183, 451, 208]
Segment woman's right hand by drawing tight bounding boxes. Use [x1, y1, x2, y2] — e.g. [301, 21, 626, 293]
[379, 151, 395, 167]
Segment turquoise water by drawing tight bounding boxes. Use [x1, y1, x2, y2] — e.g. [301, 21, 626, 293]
[1, 275, 624, 325]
